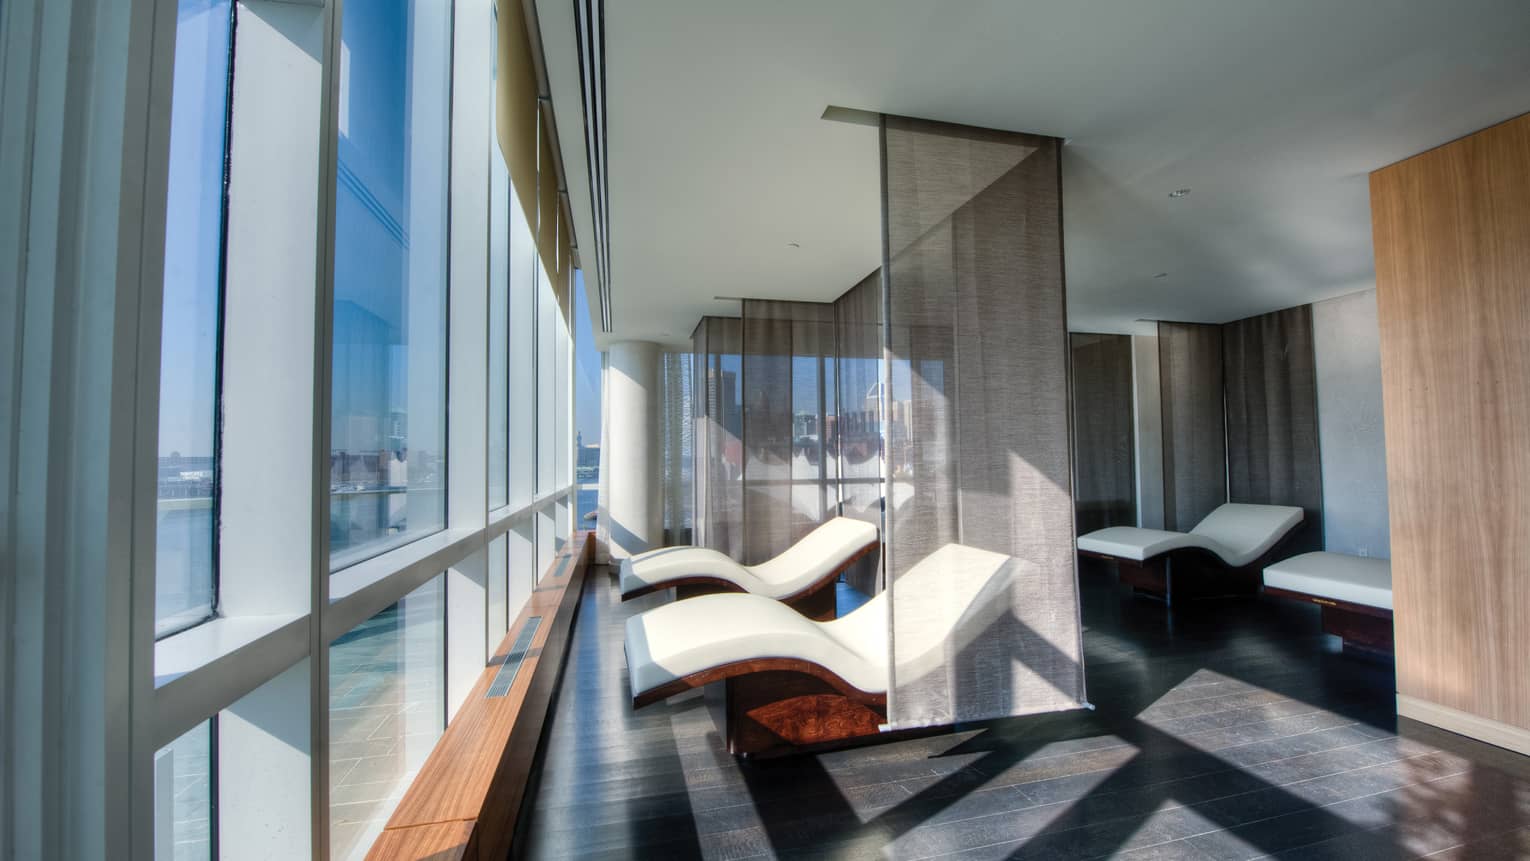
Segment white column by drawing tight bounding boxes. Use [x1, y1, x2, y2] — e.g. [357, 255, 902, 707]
[604, 341, 662, 560]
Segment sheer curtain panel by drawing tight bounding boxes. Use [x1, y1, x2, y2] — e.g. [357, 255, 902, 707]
[834, 271, 886, 596]
[659, 351, 695, 545]
[691, 317, 744, 558]
[881, 115, 1087, 729]
[740, 300, 837, 565]
[1070, 333, 1137, 533]
[1223, 305, 1323, 553]
[1158, 321, 1227, 530]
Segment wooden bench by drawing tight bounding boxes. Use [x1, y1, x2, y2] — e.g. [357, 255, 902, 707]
[365, 531, 593, 860]
[1262, 551, 1393, 655]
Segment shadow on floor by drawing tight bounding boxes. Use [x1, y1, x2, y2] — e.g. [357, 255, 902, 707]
[519, 565, 1530, 860]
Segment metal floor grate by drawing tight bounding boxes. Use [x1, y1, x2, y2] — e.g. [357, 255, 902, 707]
[486, 616, 542, 698]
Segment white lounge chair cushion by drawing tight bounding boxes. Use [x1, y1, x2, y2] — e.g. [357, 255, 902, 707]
[625, 592, 891, 697]
[619, 516, 878, 600]
[624, 543, 1023, 702]
[1263, 551, 1393, 611]
[1076, 503, 1304, 568]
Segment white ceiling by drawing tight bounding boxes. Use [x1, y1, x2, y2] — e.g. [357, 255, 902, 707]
[538, 0, 1530, 347]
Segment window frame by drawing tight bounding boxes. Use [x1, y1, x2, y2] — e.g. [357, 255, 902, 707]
[141, 0, 584, 858]
[153, 0, 239, 641]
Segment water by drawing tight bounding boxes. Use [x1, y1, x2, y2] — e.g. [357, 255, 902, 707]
[576, 487, 598, 526]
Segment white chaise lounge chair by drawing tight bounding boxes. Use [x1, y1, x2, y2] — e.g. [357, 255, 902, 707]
[624, 543, 1027, 756]
[1263, 551, 1393, 654]
[619, 516, 879, 620]
[1076, 503, 1304, 604]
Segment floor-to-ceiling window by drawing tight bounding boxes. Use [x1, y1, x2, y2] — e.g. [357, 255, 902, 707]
[487, 8, 511, 514]
[131, 0, 581, 857]
[509, 179, 538, 511]
[155, 0, 233, 639]
[152, 1, 234, 856]
[329, 0, 452, 569]
[327, 575, 445, 859]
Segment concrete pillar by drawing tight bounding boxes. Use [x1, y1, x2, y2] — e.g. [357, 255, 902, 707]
[603, 341, 663, 560]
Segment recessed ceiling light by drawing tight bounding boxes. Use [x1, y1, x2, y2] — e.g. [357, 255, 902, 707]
[1169, 188, 1192, 198]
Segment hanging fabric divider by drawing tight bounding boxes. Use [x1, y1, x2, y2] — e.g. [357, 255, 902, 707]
[739, 300, 838, 565]
[691, 317, 744, 560]
[1070, 333, 1137, 534]
[1222, 305, 1324, 553]
[1157, 310, 1323, 541]
[658, 351, 694, 546]
[685, 286, 887, 589]
[1158, 321, 1227, 531]
[881, 114, 1087, 729]
[833, 271, 887, 596]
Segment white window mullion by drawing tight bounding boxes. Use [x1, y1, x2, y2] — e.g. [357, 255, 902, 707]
[445, 0, 494, 719]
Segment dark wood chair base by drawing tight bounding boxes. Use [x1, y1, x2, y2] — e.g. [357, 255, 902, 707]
[1081, 535, 1292, 609]
[1084, 551, 1263, 608]
[1264, 585, 1394, 656]
[723, 671, 886, 758]
[633, 659, 889, 758]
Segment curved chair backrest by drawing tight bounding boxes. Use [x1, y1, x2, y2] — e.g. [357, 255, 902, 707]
[751, 516, 879, 586]
[1190, 503, 1304, 558]
[884, 543, 1033, 685]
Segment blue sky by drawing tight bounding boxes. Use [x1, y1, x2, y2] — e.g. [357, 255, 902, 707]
[157, 0, 229, 458]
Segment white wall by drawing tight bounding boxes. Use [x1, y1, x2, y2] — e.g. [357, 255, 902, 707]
[1312, 289, 1391, 558]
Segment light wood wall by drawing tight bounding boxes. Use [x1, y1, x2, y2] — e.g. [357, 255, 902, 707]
[1370, 112, 1530, 735]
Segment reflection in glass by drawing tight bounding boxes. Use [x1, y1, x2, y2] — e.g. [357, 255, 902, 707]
[154, 720, 213, 860]
[156, 0, 233, 637]
[330, 0, 451, 567]
[328, 574, 444, 860]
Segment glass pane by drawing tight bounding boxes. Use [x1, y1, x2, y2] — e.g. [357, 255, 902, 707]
[536, 261, 556, 494]
[155, 0, 233, 638]
[508, 199, 537, 508]
[330, 0, 451, 568]
[154, 720, 213, 861]
[555, 293, 570, 491]
[329, 574, 445, 860]
[574, 271, 601, 525]
[487, 12, 510, 510]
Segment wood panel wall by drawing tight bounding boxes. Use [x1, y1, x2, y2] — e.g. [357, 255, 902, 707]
[1370, 112, 1530, 735]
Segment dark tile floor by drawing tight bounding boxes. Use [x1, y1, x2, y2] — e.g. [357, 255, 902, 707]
[520, 564, 1530, 860]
